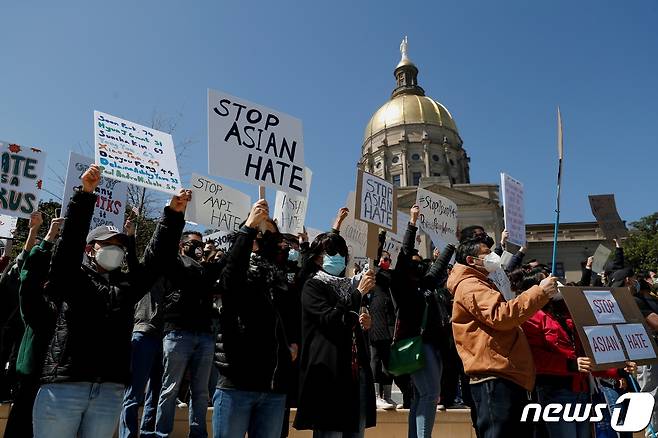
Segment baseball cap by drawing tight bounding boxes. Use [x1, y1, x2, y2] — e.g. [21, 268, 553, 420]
[86, 225, 129, 247]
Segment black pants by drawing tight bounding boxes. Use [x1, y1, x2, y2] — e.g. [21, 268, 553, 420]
[369, 340, 393, 385]
[470, 378, 532, 438]
[4, 374, 40, 438]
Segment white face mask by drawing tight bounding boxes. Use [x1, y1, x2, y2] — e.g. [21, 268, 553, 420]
[481, 252, 502, 273]
[95, 245, 125, 271]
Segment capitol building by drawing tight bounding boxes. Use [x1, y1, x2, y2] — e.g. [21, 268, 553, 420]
[358, 38, 610, 282]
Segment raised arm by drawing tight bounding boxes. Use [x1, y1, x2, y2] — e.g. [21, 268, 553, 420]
[425, 243, 455, 287]
[331, 207, 349, 234]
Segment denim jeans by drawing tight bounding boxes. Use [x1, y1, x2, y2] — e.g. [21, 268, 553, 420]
[535, 382, 591, 438]
[312, 369, 368, 438]
[212, 388, 287, 438]
[470, 378, 532, 438]
[119, 331, 163, 438]
[155, 330, 214, 438]
[409, 343, 443, 438]
[32, 382, 124, 438]
[637, 364, 658, 437]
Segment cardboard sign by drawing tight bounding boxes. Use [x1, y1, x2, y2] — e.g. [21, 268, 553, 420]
[354, 170, 397, 232]
[584, 290, 626, 324]
[208, 89, 306, 195]
[616, 323, 655, 360]
[343, 192, 369, 260]
[583, 325, 627, 365]
[591, 244, 612, 274]
[94, 111, 182, 195]
[0, 141, 45, 219]
[62, 152, 128, 230]
[415, 187, 458, 250]
[274, 168, 312, 234]
[589, 194, 628, 239]
[489, 268, 514, 301]
[306, 227, 323, 243]
[0, 214, 18, 239]
[185, 173, 251, 233]
[500, 173, 526, 247]
[204, 230, 233, 251]
[561, 286, 658, 369]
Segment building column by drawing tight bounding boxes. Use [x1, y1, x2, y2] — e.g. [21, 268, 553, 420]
[400, 144, 408, 187]
[423, 142, 431, 177]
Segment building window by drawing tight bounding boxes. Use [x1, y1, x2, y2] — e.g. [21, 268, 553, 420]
[392, 174, 401, 187]
[433, 172, 441, 177]
[411, 153, 421, 161]
[449, 159, 455, 166]
[375, 161, 382, 169]
[451, 177, 456, 184]
[432, 154, 440, 162]
[392, 155, 400, 164]
[412, 172, 422, 185]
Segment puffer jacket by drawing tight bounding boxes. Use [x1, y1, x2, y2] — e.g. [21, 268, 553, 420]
[447, 263, 550, 391]
[40, 190, 181, 385]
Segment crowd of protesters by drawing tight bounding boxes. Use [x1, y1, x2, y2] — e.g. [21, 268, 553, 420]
[0, 164, 657, 438]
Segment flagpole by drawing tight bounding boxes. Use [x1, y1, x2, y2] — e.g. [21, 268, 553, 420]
[551, 107, 564, 276]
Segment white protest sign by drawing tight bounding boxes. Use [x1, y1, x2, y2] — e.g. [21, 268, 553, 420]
[489, 268, 514, 301]
[355, 170, 397, 232]
[591, 244, 612, 274]
[274, 168, 312, 234]
[500, 173, 526, 247]
[0, 141, 45, 219]
[0, 214, 18, 238]
[185, 173, 251, 233]
[208, 89, 306, 195]
[62, 152, 128, 230]
[584, 290, 626, 324]
[415, 187, 458, 250]
[94, 111, 181, 195]
[343, 192, 368, 260]
[204, 230, 233, 251]
[500, 251, 514, 269]
[616, 323, 656, 361]
[306, 227, 323, 243]
[583, 325, 627, 364]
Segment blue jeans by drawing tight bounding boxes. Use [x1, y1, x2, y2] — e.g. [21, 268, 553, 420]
[312, 369, 368, 438]
[470, 378, 532, 438]
[33, 382, 124, 438]
[155, 330, 214, 438]
[212, 388, 287, 438]
[119, 331, 163, 438]
[409, 343, 442, 438]
[536, 383, 591, 438]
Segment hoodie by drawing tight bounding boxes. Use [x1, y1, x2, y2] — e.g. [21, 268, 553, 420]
[447, 263, 550, 391]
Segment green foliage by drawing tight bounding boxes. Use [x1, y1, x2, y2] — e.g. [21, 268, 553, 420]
[623, 212, 658, 273]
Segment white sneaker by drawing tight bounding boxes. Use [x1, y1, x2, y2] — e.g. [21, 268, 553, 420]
[376, 397, 396, 410]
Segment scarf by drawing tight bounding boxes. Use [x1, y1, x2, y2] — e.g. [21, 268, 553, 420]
[248, 253, 287, 299]
[313, 270, 354, 304]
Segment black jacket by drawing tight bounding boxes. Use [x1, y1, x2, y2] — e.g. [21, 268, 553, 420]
[40, 191, 178, 385]
[214, 225, 293, 393]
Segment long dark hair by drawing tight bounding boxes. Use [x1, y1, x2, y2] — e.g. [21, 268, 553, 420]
[298, 232, 350, 280]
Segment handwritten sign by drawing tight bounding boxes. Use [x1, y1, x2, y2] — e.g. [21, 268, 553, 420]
[415, 187, 458, 250]
[185, 173, 251, 233]
[500, 173, 526, 247]
[616, 323, 656, 361]
[355, 170, 397, 232]
[584, 290, 626, 324]
[0, 141, 45, 219]
[94, 111, 181, 195]
[589, 194, 628, 239]
[583, 325, 627, 365]
[274, 168, 312, 234]
[61, 152, 128, 230]
[591, 244, 612, 274]
[0, 214, 18, 238]
[204, 230, 233, 251]
[489, 268, 514, 301]
[306, 227, 323, 243]
[208, 89, 306, 195]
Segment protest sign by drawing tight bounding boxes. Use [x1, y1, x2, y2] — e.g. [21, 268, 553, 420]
[0, 214, 18, 239]
[591, 244, 612, 274]
[274, 168, 312, 234]
[489, 268, 514, 301]
[62, 152, 128, 230]
[561, 286, 658, 369]
[589, 194, 628, 240]
[307, 227, 323, 243]
[185, 173, 251, 233]
[500, 250, 514, 269]
[500, 173, 526, 247]
[415, 187, 458, 250]
[204, 230, 233, 251]
[0, 141, 45, 219]
[94, 111, 181, 195]
[343, 192, 368, 260]
[355, 170, 397, 233]
[208, 89, 306, 195]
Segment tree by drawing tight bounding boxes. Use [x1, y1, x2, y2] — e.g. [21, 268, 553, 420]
[623, 212, 658, 273]
[6, 200, 62, 258]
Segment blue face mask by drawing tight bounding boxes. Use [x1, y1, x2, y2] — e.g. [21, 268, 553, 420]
[288, 248, 299, 262]
[323, 254, 346, 276]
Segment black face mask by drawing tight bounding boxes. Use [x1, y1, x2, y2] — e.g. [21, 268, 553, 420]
[183, 240, 204, 261]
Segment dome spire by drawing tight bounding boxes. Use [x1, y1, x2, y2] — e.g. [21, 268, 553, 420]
[392, 36, 424, 98]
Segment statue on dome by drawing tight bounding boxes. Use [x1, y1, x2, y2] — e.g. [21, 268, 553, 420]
[400, 36, 409, 60]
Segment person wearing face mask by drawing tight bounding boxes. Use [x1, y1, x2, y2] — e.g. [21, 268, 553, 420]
[447, 229, 559, 438]
[32, 165, 182, 438]
[294, 207, 377, 438]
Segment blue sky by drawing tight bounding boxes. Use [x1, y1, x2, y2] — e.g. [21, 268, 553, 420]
[1, 0, 656, 232]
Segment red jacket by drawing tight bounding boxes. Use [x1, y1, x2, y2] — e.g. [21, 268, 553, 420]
[523, 307, 619, 392]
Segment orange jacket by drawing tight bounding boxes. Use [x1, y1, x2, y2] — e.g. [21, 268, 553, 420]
[447, 263, 550, 391]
